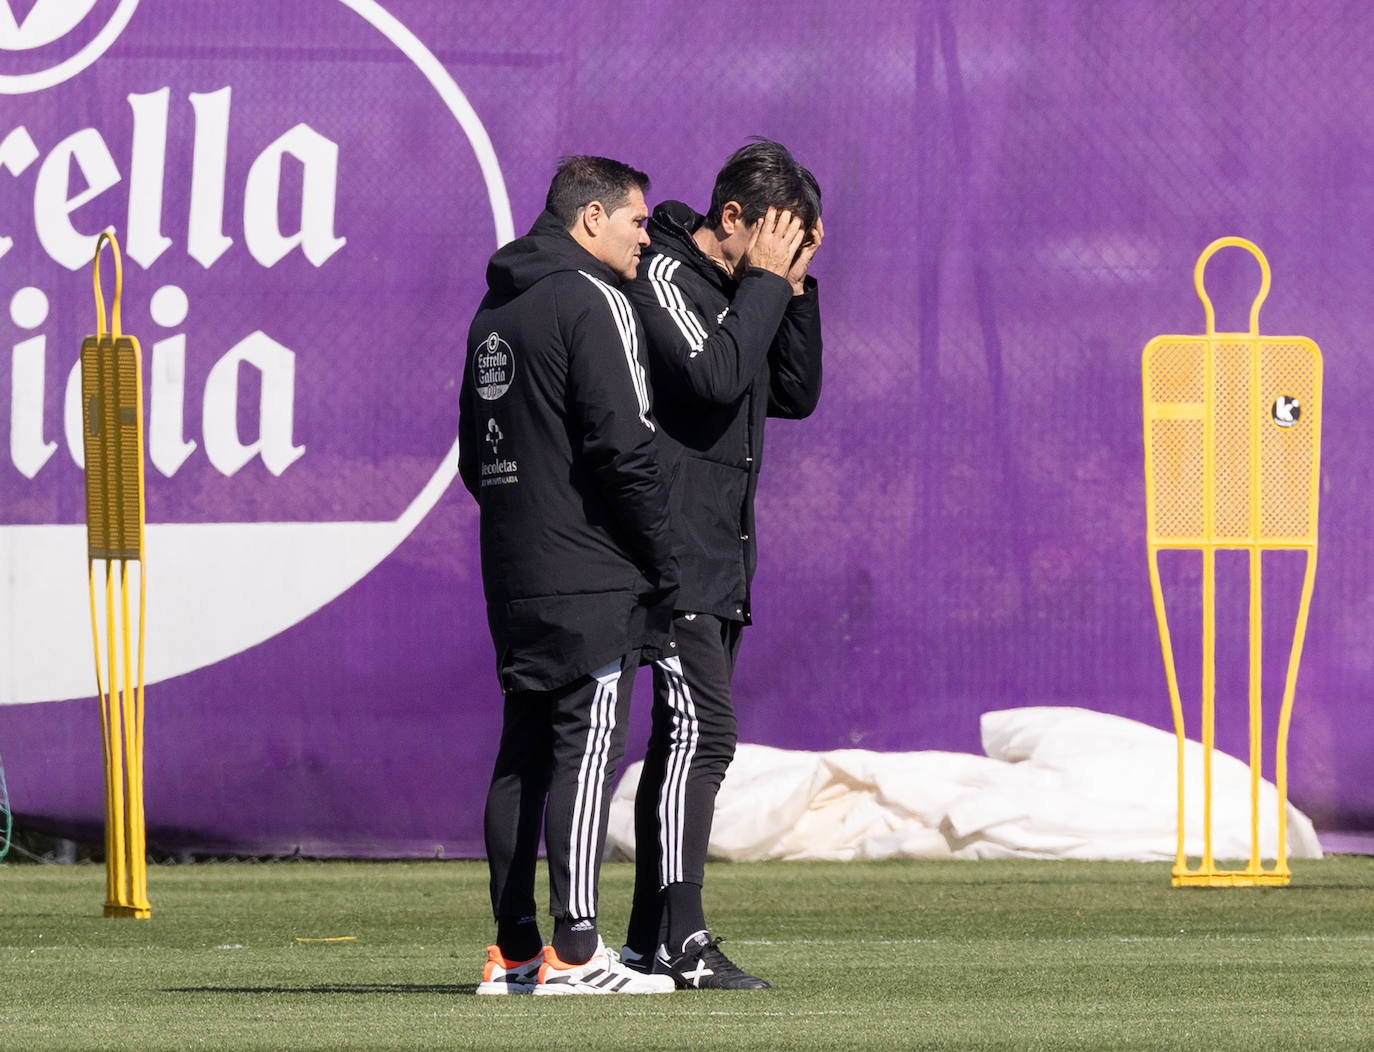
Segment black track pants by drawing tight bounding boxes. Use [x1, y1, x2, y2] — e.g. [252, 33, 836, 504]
[633, 613, 741, 895]
[484, 654, 637, 924]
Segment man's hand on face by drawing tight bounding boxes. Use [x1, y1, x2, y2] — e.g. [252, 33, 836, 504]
[746, 207, 806, 278]
[787, 217, 824, 295]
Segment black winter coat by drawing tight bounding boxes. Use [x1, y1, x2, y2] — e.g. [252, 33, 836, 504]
[459, 211, 678, 693]
[626, 201, 822, 624]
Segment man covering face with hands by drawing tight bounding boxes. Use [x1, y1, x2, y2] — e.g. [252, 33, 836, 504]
[620, 139, 825, 990]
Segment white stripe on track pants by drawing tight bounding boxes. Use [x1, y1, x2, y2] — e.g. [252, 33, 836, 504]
[484, 653, 637, 923]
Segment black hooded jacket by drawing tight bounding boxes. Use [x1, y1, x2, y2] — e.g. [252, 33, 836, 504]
[459, 211, 678, 693]
[626, 200, 823, 624]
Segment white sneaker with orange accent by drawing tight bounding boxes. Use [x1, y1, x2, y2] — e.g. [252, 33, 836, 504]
[476, 944, 542, 994]
[534, 939, 676, 995]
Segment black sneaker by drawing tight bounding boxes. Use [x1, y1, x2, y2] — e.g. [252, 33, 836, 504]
[653, 933, 771, 990]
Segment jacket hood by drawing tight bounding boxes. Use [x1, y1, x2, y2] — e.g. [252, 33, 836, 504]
[485, 210, 620, 297]
[648, 199, 702, 240]
[647, 200, 734, 293]
[647, 200, 706, 255]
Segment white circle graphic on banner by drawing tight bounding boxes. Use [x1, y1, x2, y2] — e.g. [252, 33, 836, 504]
[0, 0, 139, 93]
[0, 0, 99, 50]
[0, 1, 513, 705]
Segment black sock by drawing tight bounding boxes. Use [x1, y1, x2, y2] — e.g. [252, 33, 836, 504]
[625, 888, 664, 958]
[552, 916, 599, 965]
[495, 914, 542, 962]
[664, 881, 707, 954]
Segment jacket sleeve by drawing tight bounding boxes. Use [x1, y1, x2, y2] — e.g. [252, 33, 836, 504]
[560, 277, 678, 588]
[630, 262, 794, 407]
[766, 275, 823, 419]
[457, 328, 480, 500]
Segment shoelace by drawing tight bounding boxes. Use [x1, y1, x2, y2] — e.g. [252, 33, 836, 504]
[696, 937, 735, 967]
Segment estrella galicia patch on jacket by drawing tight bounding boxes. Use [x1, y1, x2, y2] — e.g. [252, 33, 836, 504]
[474, 332, 516, 400]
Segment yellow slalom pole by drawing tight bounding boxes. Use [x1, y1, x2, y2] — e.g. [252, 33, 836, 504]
[92, 562, 117, 909]
[82, 230, 151, 919]
[104, 560, 128, 910]
[119, 558, 148, 913]
[130, 561, 150, 911]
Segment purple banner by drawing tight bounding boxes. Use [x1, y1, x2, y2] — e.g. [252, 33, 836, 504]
[1, 0, 1370, 856]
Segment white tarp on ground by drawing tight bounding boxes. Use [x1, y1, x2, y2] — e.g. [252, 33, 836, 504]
[605, 706, 1322, 862]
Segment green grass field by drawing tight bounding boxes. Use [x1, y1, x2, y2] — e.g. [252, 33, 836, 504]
[2, 856, 1371, 1050]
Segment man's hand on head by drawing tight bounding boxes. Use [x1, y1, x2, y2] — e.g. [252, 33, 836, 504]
[746, 207, 806, 278]
[787, 217, 824, 295]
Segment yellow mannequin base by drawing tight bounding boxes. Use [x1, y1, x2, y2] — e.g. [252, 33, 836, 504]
[103, 904, 152, 918]
[1171, 867, 1291, 888]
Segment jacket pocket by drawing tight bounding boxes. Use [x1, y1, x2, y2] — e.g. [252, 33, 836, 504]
[671, 456, 747, 562]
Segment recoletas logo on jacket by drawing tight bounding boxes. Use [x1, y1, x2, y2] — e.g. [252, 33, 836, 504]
[479, 421, 518, 488]
[0, 0, 513, 704]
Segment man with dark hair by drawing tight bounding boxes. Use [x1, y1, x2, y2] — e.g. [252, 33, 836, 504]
[704, 138, 822, 236]
[545, 155, 647, 231]
[459, 155, 677, 996]
[621, 140, 825, 989]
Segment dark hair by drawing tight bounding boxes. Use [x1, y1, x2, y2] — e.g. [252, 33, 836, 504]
[545, 156, 650, 229]
[705, 139, 822, 233]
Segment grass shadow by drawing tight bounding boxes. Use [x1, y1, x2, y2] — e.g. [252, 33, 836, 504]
[166, 983, 475, 996]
